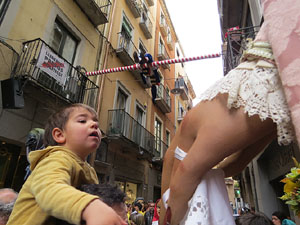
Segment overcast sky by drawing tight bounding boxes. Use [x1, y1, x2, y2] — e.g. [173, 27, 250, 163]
[165, 0, 223, 104]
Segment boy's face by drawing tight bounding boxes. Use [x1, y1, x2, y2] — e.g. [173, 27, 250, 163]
[61, 107, 101, 158]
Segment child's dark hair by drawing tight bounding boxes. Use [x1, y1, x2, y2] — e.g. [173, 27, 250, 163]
[79, 183, 126, 207]
[272, 211, 287, 222]
[236, 212, 272, 225]
[44, 103, 97, 147]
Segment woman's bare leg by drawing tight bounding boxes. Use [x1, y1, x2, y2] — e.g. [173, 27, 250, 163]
[161, 94, 276, 224]
[218, 131, 276, 178]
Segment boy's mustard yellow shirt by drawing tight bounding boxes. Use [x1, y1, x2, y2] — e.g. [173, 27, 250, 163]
[7, 146, 99, 225]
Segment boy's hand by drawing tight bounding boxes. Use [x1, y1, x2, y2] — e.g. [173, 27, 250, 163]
[82, 199, 127, 225]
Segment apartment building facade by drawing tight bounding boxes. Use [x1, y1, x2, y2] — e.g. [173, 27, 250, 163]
[0, 0, 197, 203]
[218, 0, 300, 221]
[172, 42, 195, 129]
[0, 0, 112, 191]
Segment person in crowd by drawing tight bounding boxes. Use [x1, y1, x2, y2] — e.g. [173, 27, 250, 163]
[56, 183, 128, 225]
[126, 203, 133, 224]
[160, 0, 299, 224]
[236, 212, 273, 225]
[144, 201, 155, 225]
[272, 211, 296, 225]
[0, 189, 18, 225]
[130, 202, 145, 225]
[151, 199, 161, 225]
[239, 207, 251, 216]
[7, 103, 126, 225]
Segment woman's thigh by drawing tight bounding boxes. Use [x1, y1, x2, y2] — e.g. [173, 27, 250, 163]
[172, 94, 277, 181]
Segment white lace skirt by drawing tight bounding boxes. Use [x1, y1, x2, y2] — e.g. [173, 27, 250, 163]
[180, 169, 235, 225]
[198, 60, 294, 145]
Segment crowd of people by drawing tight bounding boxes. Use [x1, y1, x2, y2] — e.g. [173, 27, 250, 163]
[126, 198, 160, 225]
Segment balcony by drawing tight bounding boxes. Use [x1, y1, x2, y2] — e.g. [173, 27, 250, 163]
[177, 110, 186, 123]
[74, 0, 111, 26]
[223, 26, 258, 75]
[107, 109, 156, 159]
[152, 139, 168, 164]
[167, 35, 173, 50]
[13, 38, 98, 108]
[125, 0, 142, 18]
[172, 78, 188, 100]
[157, 44, 170, 70]
[116, 33, 151, 88]
[160, 21, 168, 37]
[0, 39, 19, 79]
[155, 84, 171, 113]
[139, 11, 153, 39]
[145, 0, 154, 7]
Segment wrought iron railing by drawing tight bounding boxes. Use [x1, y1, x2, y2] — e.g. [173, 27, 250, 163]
[140, 11, 153, 33]
[223, 26, 259, 75]
[0, 39, 19, 78]
[157, 84, 171, 107]
[13, 38, 98, 108]
[158, 43, 169, 59]
[117, 32, 139, 61]
[107, 109, 156, 155]
[175, 78, 188, 95]
[95, 0, 111, 14]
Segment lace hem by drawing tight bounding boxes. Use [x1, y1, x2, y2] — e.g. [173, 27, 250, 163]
[198, 65, 294, 145]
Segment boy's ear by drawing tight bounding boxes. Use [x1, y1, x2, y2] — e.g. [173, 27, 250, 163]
[52, 128, 66, 144]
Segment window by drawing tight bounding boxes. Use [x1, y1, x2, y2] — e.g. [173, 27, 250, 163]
[141, 1, 149, 22]
[160, 11, 166, 26]
[50, 20, 78, 64]
[155, 118, 162, 152]
[178, 104, 185, 118]
[116, 88, 128, 110]
[115, 181, 137, 203]
[166, 130, 170, 147]
[167, 27, 172, 42]
[133, 103, 146, 145]
[158, 37, 164, 55]
[176, 49, 180, 58]
[119, 15, 133, 51]
[135, 105, 144, 125]
[138, 41, 147, 56]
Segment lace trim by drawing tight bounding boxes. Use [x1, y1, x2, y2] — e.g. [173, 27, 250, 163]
[181, 195, 209, 225]
[241, 41, 275, 64]
[198, 66, 295, 145]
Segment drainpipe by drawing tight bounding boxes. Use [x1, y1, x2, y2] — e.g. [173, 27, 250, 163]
[97, 0, 117, 115]
[90, 0, 116, 167]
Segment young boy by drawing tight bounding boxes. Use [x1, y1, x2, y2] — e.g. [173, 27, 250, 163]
[7, 103, 126, 225]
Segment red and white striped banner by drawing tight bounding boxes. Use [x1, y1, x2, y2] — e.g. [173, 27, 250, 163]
[86, 54, 221, 76]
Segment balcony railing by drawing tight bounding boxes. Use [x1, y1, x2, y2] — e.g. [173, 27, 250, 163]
[174, 77, 188, 100]
[160, 20, 167, 37]
[13, 38, 98, 108]
[157, 44, 170, 70]
[125, 0, 142, 18]
[167, 34, 173, 50]
[75, 0, 111, 26]
[116, 32, 149, 88]
[139, 11, 153, 39]
[223, 26, 259, 75]
[107, 109, 156, 155]
[0, 39, 19, 79]
[155, 84, 171, 113]
[177, 109, 186, 123]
